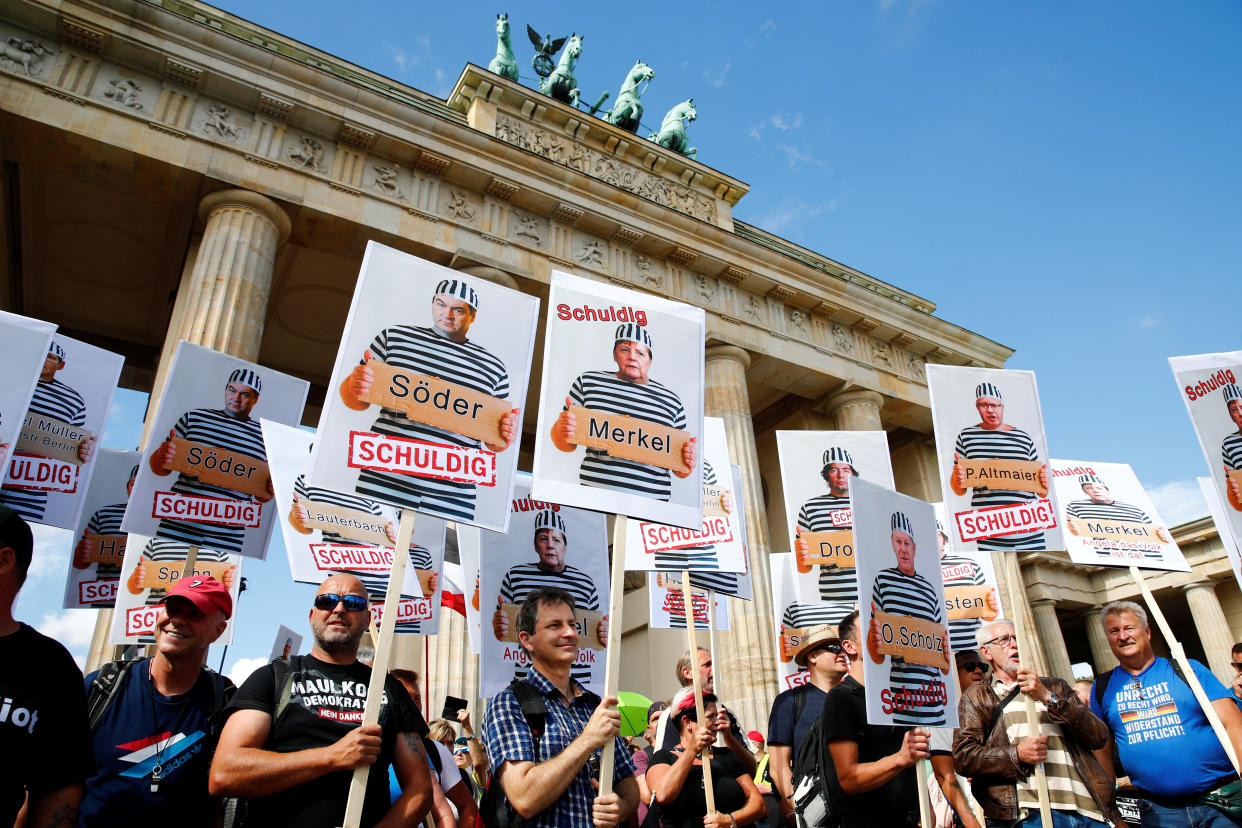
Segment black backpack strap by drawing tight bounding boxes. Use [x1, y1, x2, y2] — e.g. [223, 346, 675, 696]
[987, 685, 1022, 738]
[509, 679, 548, 760]
[87, 658, 140, 731]
[792, 682, 812, 729]
[203, 667, 236, 737]
[1093, 672, 1110, 712]
[271, 657, 294, 725]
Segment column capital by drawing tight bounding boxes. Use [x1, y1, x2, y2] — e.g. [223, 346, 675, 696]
[1181, 577, 1218, 595]
[1031, 597, 1059, 608]
[823, 388, 884, 432]
[199, 188, 291, 244]
[824, 388, 885, 416]
[705, 343, 751, 370]
[453, 263, 519, 291]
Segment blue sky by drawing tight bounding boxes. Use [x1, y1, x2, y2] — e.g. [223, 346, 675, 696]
[15, 1, 1242, 676]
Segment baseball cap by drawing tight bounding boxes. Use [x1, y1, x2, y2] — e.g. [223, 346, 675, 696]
[747, 730, 764, 744]
[165, 574, 233, 619]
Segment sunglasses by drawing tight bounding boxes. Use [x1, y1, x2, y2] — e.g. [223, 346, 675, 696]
[313, 593, 369, 613]
[959, 661, 988, 672]
[1232, 662, 1242, 671]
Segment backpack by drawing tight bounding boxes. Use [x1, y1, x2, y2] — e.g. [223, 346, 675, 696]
[479, 680, 547, 828]
[789, 685, 839, 828]
[87, 658, 235, 735]
[1092, 659, 1189, 711]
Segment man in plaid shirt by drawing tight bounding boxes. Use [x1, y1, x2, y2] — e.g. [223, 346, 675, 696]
[482, 588, 638, 828]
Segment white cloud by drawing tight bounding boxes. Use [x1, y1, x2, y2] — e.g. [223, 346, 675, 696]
[746, 122, 765, 141]
[385, 37, 432, 74]
[777, 143, 831, 171]
[770, 113, 803, 131]
[36, 609, 97, 668]
[228, 656, 268, 686]
[27, 523, 71, 584]
[703, 60, 731, 88]
[1138, 312, 1163, 328]
[1147, 479, 1209, 526]
[746, 20, 778, 49]
[754, 201, 827, 235]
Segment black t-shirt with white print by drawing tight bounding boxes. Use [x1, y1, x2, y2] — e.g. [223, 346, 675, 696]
[227, 654, 428, 828]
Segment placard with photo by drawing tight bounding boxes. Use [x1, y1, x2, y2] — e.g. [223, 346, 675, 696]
[0, 312, 56, 483]
[770, 552, 836, 690]
[933, 502, 1003, 657]
[62, 449, 140, 609]
[269, 625, 303, 661]
[649, 578, 729, 630]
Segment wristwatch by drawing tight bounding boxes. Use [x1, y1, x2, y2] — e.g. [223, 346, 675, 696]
[1046, 692, 1063, 709]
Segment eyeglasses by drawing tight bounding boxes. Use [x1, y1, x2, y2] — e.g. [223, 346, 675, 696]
[811, 642, 845, 656]
[981, 634, 1016, 649]
[313, 593, 369, 612]
[1232, 662, 1242, 672]
[960, 661, 988, 672]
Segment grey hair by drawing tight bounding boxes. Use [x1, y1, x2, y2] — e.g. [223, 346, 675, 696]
[975, 618, 1015, 648]
[1102, 600, 1148, 630]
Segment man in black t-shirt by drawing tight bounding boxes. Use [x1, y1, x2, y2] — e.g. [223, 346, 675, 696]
[210, 573, 433, 827]
[821, 610, 929, 828]
[0, 505, 94, 826]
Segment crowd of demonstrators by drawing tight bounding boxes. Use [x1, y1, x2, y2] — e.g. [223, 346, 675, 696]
[646, 687, 765, 828]
[389, 670, 478, 828]
[0, 506, 93, 828]
[635, 700, 670, 825]
[1091, 602, 1242, 827]
[480, 587, 637, 828]
[955, 619, 1120, 828]
[766, 624, 849, 826]
[654, 648, 757, 775]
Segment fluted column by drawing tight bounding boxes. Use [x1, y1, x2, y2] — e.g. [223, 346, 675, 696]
[425, 604, 481, 718]
[1031, 599, 1074, 681]
[1183, 579, 1235, 682]
[86, 188, 290, 673]
[705, 344, 776, 732]
[454, 263, 520, 291]
[825, 388, 885, 432]
[1083, 606, 1119, 676]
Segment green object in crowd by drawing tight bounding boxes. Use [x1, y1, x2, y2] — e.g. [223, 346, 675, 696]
[616, 690, 655, 738]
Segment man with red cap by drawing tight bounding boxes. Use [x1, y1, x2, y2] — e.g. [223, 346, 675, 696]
[80, 574, 235, 827]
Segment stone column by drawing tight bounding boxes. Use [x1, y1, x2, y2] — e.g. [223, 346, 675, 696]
[705, 344, 776, 732]
[85, 188, 291, 673]
[454, 263, 519, 291]
[825, 389, 884, 432]
[1083, 606, 1119, 676]
[1031, 599, 1074, 681]
[1183, 579, 1235, 682]
[426, 604, 482, 719]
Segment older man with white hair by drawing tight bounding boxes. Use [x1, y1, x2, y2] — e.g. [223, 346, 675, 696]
[1090, 600, 1242, 827]
[954, 618, 1120, 827]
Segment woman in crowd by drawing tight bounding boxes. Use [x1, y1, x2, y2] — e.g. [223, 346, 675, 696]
[635, 700, 670, 826]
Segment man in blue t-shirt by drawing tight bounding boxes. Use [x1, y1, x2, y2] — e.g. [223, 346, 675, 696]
[1091, 600, 1242, 826]
[81, 574, 234, 827]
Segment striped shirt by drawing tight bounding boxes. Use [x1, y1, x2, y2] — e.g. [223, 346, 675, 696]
[498, 562, 600, 684]
[566, 370, 687, 501]
[1066, 498, 1160, 560]
[781, 601, 852, 628]
[871, 567, 948, 726]
[294, 474, 386, 545]
[1, 378, 88, 519]
[355, 325, 509, 521]
[155, 408, 265, 555]
[84, 502, 127, 586]
[994, 678, 1104, 822]
[653, 461, 719, 571]
[365, 543, 436, 634]
[940, 553, 986, 653]
[953, 426, 1043, 551]
[797, 492, 856, 604]
[137, 536, 231, 641]
[1223, 433, 1242, 471]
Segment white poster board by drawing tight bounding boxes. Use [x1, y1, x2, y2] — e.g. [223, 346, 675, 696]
[1200, 477, 1242, 593]
[1051, 459, 1189, 572]
[122, 342, 308, 560]
[1171, 352, 1242, 556]
[0, 312, 56, 483]
[770, 552, 839, 690]
[649, 577, 729, 630]
[854, 479, 956, 727]
[108, 532, 243, 645]
[263, 420, 447, 634]
[465, 474, 609, 698]
[458, 525, 481, 655]
[62, 449, 140, 608]
[532, 270, 705, 529]
[1, 334, 122, 530]
[624, 418, 744, 573]
[776, 430, 894, 615]
[933, 502, 1003, 657]
[927, 365, 1061, 554]
[268, 625, 303, 661]
[306, 241, 537, 532]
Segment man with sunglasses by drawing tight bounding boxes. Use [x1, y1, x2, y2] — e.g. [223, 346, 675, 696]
[1230, 644, 1242, 701]
[929, 651, 991, 828]
[211, 574, 433, 828]
[766, 624, 849, 825]
[954, 619, 1120, 827]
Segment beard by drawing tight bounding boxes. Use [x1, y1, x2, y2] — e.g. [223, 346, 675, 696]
[313, 618, 364, 655]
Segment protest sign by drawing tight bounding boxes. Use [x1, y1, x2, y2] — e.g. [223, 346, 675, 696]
[306, 241, 537, 533]
[464, 474, 609, 698]
[0, 312, 56, 485]
[108, 532, 243, 645]
[263, 420, 447, 634]
[1171, 351, 1242, 558]
[1201, 477, 1242, 592]
[122, 342, 307, 560]
[269, 625, 302, 661]
[932, 503, 1003, 656]
[456, 525, 482, 655]
[62, 449, 140, 608]
[624, 418, 744, 574]
[2, 334, 122, 530]
[854, 479, 956, 728]
[771, 553, 836, 689]
[776, 430, 894, 614]
[927, 365, 1061, 554]
[532, 270, 705, 529]
[1051, 459, 1189, 572]
[649, 577, 729, 630]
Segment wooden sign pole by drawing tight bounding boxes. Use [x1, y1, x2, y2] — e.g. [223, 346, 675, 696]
[1003, 552, 1053, 828]
[915, 736, 932, 828]
[598, 516, 628, 797]
[1129, 566, 1239, 773]
[706, 589, 721, 701]
[340, 509, 417, 828]
[180, 546, 199, 579]
[681, 569, 716, 814]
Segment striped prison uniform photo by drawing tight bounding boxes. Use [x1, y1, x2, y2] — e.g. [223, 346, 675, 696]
[1066, 497, 1161, 561]
[81, 502, 126, 605]
[138, 536, 231, 643]
[155, 408, 265, 555]
[566, 370, 686, 501]
[953, 425, 1044, 551]
[1224, 433, 1242, 472]
[781, 600, 853, 629]
[939, 553, 987, 653]
[871, 567, 949, 727]
[653, 461, 720, 571]
[498, 561, 600, 684]
[1, 377, 88, 520]
[356, 325, 509, 521]
[797, 492, 856, 604]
